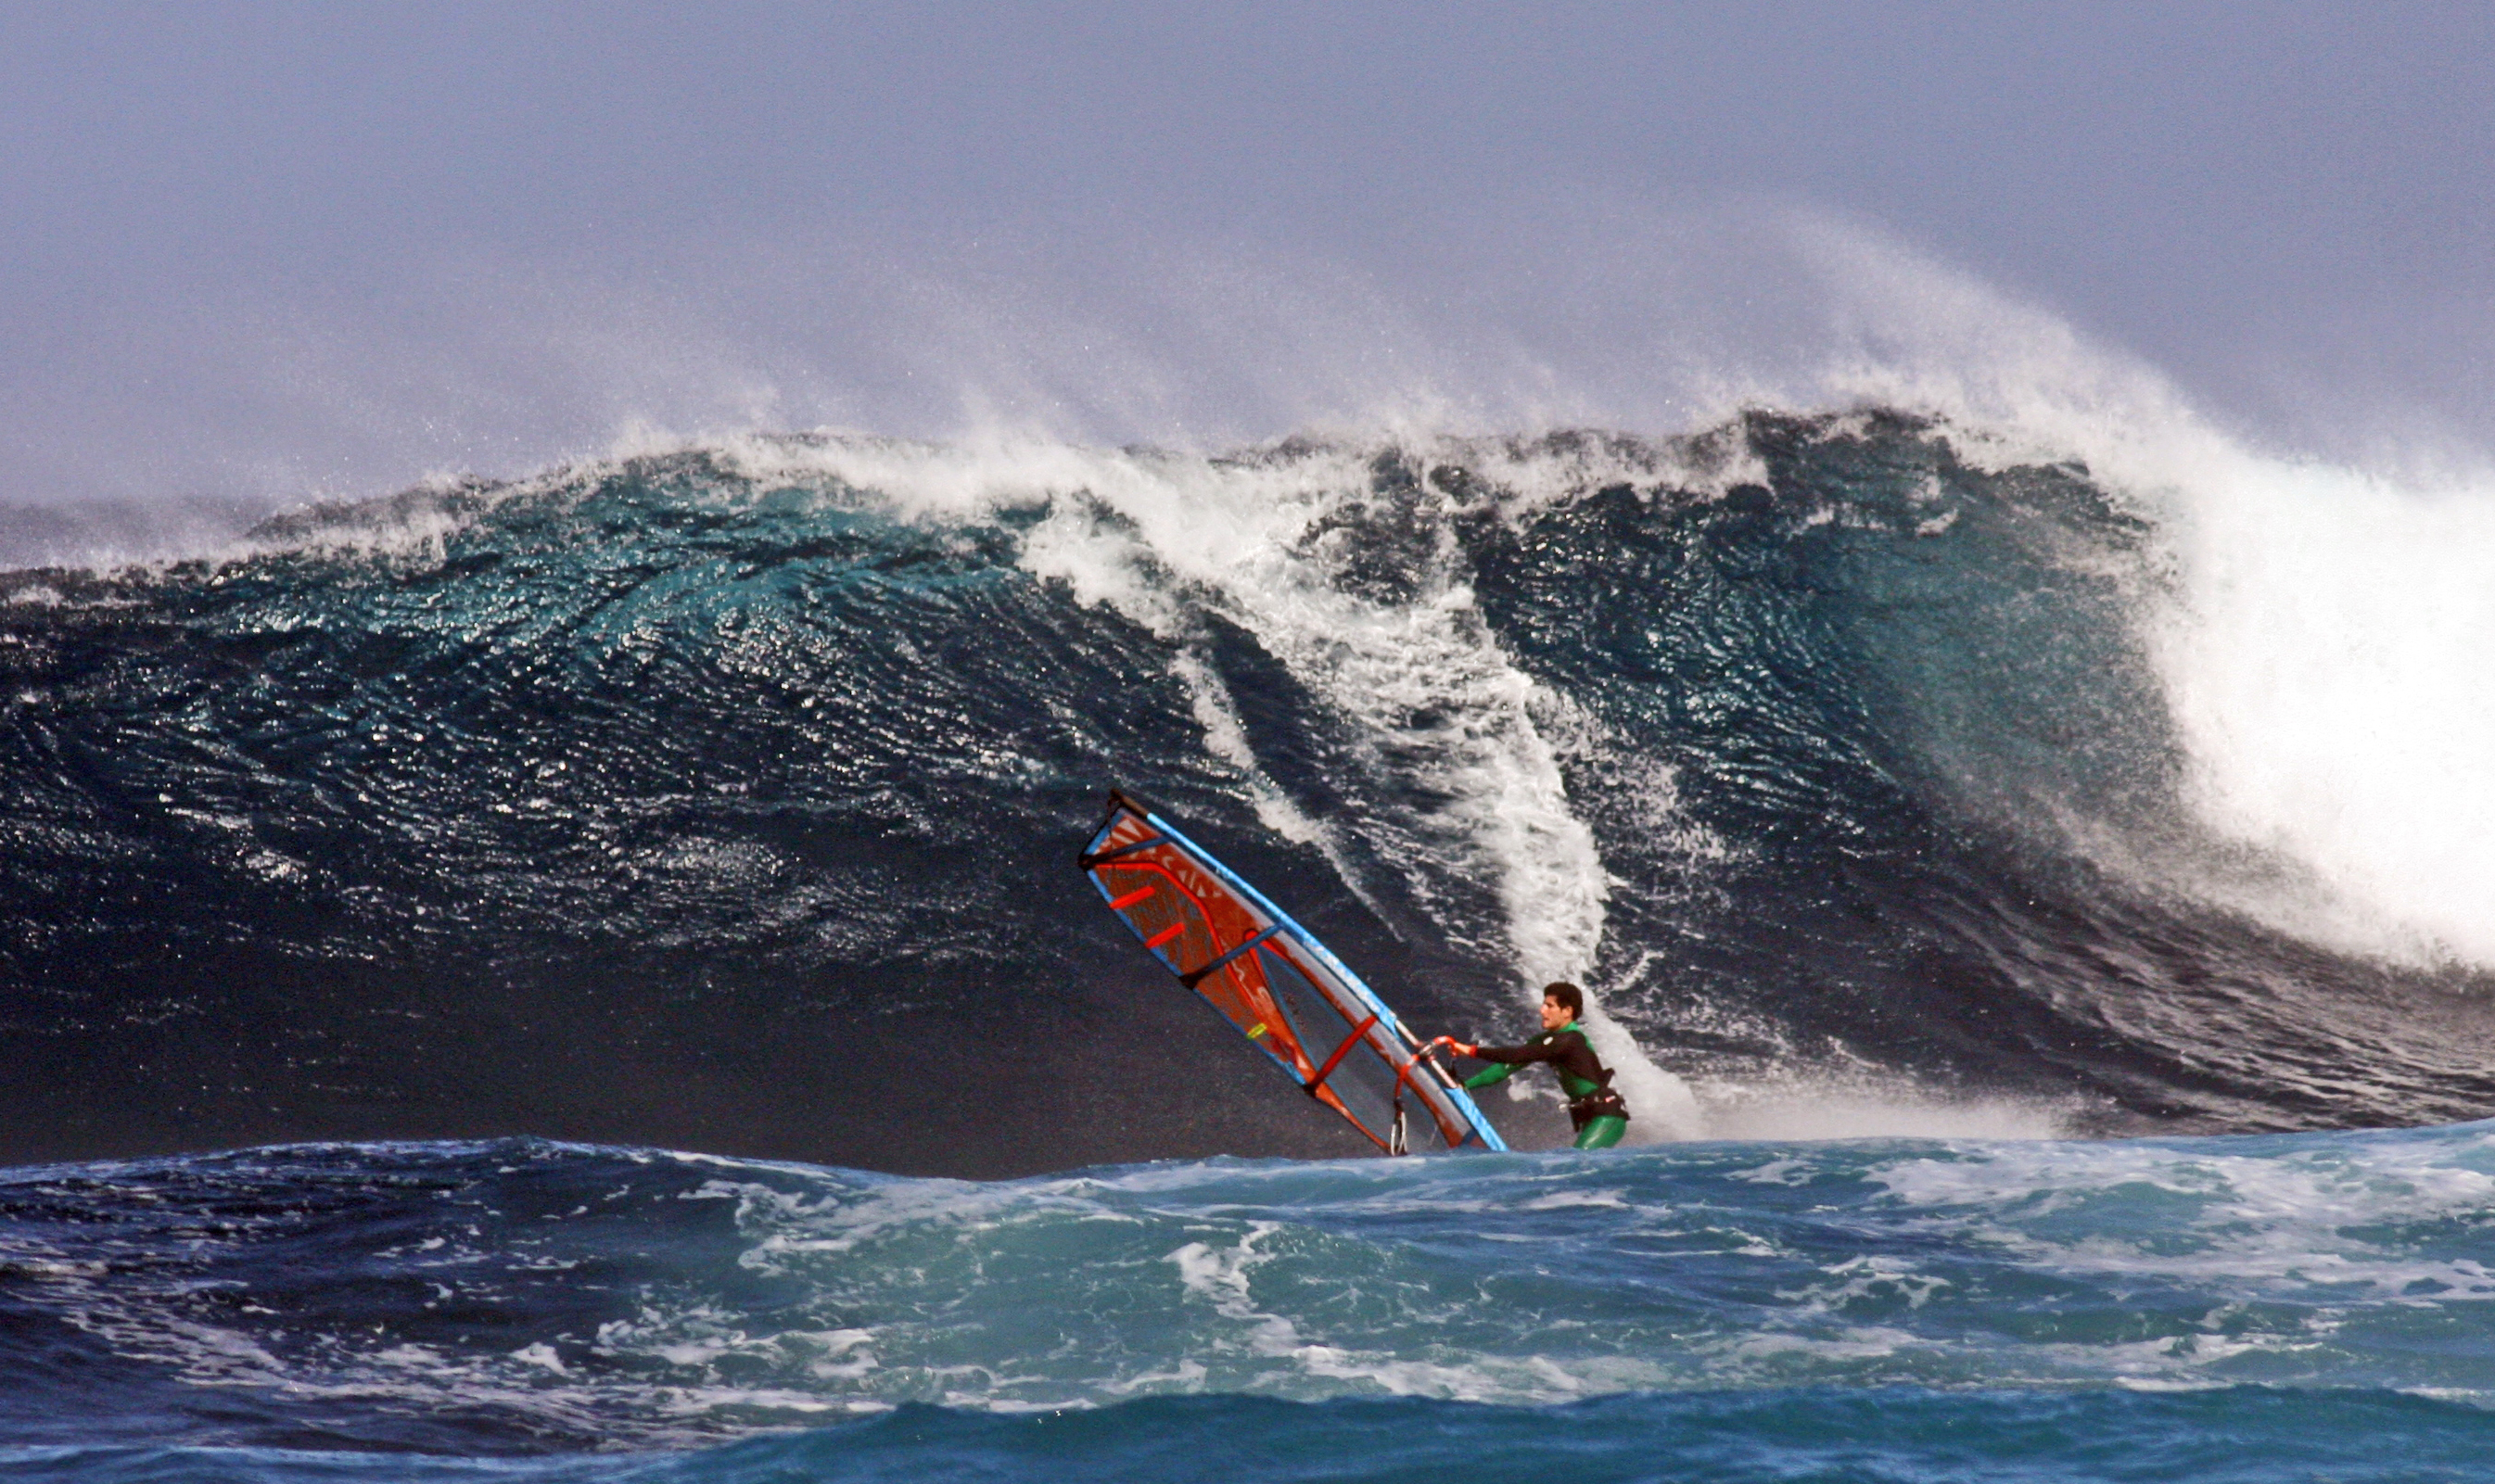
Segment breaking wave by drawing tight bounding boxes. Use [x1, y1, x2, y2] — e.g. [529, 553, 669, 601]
[6, 410, 2495, 1169]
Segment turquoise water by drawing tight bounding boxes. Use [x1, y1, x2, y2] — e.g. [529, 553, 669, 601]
[7, 1125, 2495, 1478]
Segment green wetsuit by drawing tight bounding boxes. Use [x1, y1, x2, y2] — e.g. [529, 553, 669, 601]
[1462, 1021, 1630, 1150]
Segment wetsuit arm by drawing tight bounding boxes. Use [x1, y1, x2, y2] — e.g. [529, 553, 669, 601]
[1471, 1038, 1567, 1066]
[1461, 1032, 1562, 1090]
[1471, 1031, 1606, 1098]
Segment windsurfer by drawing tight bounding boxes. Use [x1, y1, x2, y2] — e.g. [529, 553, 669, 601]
[1444, 982, 1630, 1150]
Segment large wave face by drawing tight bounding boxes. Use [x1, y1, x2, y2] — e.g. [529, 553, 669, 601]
[3, 411, 2489, 1172]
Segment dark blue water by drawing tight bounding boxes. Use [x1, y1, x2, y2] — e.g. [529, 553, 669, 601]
[6, 410, 2494, 1478]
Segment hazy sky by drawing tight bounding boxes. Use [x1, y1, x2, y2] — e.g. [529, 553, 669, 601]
[5, 1, 2491, 522]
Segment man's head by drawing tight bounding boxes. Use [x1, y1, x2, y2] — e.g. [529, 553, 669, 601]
[1540, 981, 1583, 1031]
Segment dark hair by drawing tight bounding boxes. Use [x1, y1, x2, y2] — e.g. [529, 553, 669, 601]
[1542, 981, 1584, 1017]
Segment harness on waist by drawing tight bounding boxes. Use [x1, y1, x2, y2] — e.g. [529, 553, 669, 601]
[1565, 1068, 1630, 1130]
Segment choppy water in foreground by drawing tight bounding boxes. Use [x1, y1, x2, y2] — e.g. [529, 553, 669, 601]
[8, 1127, 2495, 1479]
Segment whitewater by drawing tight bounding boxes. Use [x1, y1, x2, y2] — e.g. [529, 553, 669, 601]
[6, 374, 2495, 1478]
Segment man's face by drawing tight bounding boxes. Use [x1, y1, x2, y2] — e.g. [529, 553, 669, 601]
[1540, 996, 1571, 1031]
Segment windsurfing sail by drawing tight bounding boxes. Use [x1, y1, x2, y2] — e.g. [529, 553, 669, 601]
[1078, 790, 1507, 1155]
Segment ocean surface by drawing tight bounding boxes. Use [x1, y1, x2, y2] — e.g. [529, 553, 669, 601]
[6, 408, 2494, 1478]
[10, 1132, 2495, 1480]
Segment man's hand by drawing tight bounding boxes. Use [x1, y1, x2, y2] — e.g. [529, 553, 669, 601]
[1446, 1041, 1480, 1059]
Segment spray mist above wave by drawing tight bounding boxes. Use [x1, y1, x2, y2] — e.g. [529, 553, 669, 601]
[0, 198, 2408, 521]
[46, 204, 2493, 977]
[15, 203, 2492, 983]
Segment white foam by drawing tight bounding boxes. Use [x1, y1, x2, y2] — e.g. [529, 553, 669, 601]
[2149, 455, 2495, 965]
[1162, 1220, 1666, 1402]
[1696, 1084, 2077, 1143]
[727, 430, 1711, 1130]
[1870, 1128, 2495, 1305]
[1762, 221, 2495, 969]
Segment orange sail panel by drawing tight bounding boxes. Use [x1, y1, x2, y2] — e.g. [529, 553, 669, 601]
[1078, 790, 1507, 1156]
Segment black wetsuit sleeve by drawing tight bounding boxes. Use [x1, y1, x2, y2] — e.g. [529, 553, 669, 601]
[1474, 1034, 1566, 1065]
[1474, 1030, 1604, 1084]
